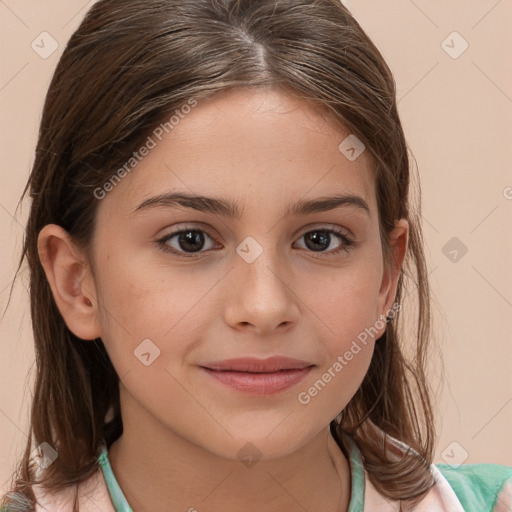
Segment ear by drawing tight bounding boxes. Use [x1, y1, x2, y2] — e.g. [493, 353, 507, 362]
[37, 224, 102, 340]
[376, 218, 408, 329]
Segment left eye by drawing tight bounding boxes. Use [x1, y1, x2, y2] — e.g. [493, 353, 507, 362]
[295, 229, 354, 254]
[156, 227, 355, 257]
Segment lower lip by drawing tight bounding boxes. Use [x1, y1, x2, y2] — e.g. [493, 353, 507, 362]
[199, 366, 314, 395]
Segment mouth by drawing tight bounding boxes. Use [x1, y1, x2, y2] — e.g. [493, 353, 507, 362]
[200, 356, 314, 373]
[198, 357, 315, 395]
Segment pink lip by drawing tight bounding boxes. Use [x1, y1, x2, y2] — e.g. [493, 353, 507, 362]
[198, 357, 314, 395]
[199, 366, 313, 395]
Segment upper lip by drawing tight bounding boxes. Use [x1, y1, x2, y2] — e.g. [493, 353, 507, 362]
[200, 356, 314, 373]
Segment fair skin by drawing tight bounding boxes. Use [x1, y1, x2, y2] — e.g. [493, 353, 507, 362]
[38, 87, 408, 512]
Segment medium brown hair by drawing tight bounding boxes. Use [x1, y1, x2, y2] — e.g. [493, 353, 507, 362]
[2, 0, 436, 509]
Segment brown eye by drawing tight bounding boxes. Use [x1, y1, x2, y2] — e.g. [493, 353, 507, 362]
[156, 225, 355, 259]
[158, 228, 218, 257]
[295, 228, 355, 255]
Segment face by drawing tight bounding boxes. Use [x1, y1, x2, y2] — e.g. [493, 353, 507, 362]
[42, 87, 407, 461]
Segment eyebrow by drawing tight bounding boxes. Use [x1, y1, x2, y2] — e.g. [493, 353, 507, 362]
[131, 192, 371, 218]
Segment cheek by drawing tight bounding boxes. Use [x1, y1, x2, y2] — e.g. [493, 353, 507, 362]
[296, 257, 382, 404]
[292, 273, 379, 421]
[93, 252, 217, 375]
[304, 256, 382, 346]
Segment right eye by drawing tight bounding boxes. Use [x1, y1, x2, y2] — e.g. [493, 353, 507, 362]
[157, 227, 220, 258]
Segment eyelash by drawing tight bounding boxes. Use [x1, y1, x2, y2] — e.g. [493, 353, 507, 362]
[156, 225, 356, 259]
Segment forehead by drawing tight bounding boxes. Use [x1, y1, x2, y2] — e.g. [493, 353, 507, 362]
[98, 87, 377, 219]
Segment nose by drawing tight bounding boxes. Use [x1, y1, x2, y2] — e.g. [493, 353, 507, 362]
[223, 250, 300, 335]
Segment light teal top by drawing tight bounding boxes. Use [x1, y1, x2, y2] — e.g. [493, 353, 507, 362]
[97, 436, 512, 512]
[98, 446, 133, 512]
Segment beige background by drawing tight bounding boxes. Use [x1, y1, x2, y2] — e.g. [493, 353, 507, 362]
[1, 0, 511, 492]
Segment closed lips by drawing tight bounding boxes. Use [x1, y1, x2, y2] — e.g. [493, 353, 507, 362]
[199, 358, 315, 395]
[200, 356, 314, 373]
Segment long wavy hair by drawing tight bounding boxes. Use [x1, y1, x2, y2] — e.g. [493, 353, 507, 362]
[2, 0, 436, 509]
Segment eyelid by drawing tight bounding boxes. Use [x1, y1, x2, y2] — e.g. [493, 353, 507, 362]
[296, 222, 353, 238]
[159, 221, 353, 238]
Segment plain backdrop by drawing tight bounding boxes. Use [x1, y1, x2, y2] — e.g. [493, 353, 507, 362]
[1, 0, 511, 492]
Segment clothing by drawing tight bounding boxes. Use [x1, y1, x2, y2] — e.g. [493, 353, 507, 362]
[29, 432, 512, 512]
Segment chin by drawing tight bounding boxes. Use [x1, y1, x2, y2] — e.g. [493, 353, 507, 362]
[203, 424, 314, 463]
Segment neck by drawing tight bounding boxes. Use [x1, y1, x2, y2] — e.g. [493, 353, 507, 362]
[108, 391, 351, 512]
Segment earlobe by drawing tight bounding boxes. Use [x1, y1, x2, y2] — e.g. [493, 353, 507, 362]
[377, 219, 409, 326]
[37, 224, 102, 340]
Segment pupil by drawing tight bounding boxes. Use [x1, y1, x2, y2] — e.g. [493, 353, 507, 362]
[179, 231, 204, 252]
[305, 231, 329, 251]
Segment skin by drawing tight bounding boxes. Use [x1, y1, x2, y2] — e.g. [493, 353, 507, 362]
[38, 87, 408, 512]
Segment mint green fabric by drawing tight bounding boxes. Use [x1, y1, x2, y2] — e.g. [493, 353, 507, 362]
[342, 433, 365, 512]
[98, 445, 134, 512]
[436, 463, 512, 512]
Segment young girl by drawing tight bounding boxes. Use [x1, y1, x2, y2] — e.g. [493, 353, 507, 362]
[2, 0, 511, 511]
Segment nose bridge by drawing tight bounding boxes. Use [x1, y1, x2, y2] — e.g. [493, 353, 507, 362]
[236, 234, 288, 299]
[224, 234, 298, 332]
